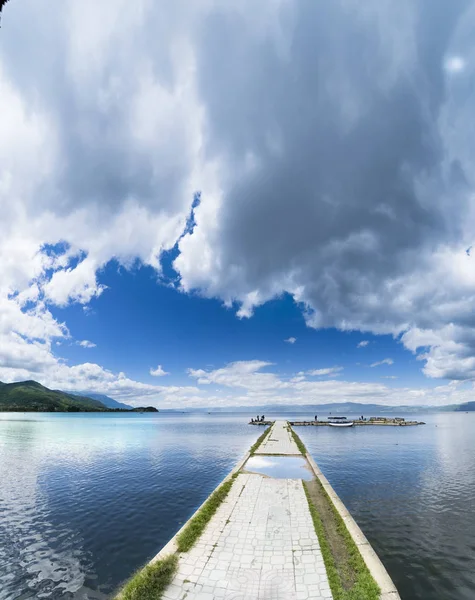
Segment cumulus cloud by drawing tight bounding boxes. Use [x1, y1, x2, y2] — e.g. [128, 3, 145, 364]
[0, 0, 203, 344]
[284, 337, 297, 344]
[78, 340, 96, 348]
[370, 358, 394, 368]
[185, 360, 475, 408]
[188, 360, 280, 390]
[307, 367, 343, 377]
[150, 364, 169, 377]
[2, 0, 475, 394]
[0, 348, 201, 408]
[171, 0, 475, 381]
[357, 341, 369, 348]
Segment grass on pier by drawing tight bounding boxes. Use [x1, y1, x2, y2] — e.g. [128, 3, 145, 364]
[176, 474, 239, 552]
[249, 424, 272, 456]
[116, 553, 178, 600]
[303, 478, 380, 600]
[288, 425, 379, 599]
[287, 423, 307, 455]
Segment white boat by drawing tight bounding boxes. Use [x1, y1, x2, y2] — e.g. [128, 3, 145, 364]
[327, 416, 354, 427]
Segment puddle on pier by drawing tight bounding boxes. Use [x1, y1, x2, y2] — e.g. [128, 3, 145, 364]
[244, 455, 313, 480]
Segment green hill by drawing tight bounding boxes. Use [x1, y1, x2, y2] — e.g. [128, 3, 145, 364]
[0, 380, 109, 412]
[65, 390, 132, 409]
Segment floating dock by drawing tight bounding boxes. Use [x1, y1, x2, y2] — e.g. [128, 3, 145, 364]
[250, 419, 425, 427]
[118, 421, 401, 600]
[290, 419, 424, 426]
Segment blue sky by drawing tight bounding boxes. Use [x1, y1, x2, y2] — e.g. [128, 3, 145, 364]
[1, 1, 475, 408]
[55, 261, 407, 383]
[48, 260, 453, 404]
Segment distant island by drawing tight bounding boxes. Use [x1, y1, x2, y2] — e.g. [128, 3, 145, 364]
[0, 380, 158, 412]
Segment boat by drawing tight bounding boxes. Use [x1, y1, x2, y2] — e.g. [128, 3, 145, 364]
[327, 416, 354, 427]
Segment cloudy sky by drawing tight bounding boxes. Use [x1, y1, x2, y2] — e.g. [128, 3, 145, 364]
[1, 0, 475, 409]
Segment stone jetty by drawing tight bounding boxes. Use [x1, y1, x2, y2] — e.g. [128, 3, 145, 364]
[158, 421, 332, 599]
[122, 421, 401, 600]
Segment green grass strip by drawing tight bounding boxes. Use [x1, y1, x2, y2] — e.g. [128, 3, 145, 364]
[302, 480, 380, 600]
[288, 425, 307, 455]
[116, 553, 178, 600]
[249, 424, 272, 456]
[176, 474, 238, 552]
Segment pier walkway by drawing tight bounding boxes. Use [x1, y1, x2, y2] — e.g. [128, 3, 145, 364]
[254, 420, 301, 456]
[161, 421, 332, 600]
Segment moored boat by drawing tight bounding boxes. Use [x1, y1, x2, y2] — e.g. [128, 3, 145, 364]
[328, 416, 354, 427]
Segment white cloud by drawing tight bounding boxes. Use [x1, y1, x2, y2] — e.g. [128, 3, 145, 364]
[0, 349, 201, 408]
[150, 364, 169, 377]
[381, 375, 398, 379]
[182, 360, 475, 408]
[370, 358, 394, 367]
[170, 2, 475, 382]
[284, 337, 297, 344]
[0, 351, 472, 409]
[43, 258, 106, 307]
[188, 360, 281, 391]
[357, 340, 369, 348]
[307, 367, 343, 377]
[1, 0, 475, 394]
[78, 340, 96, 348]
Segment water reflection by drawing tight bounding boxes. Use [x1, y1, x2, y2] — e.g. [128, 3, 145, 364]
[0, 413, 258, 599]
[244, 455, 313, 480]
[297, 412, 475, 600]
[1, 412, 475, 600]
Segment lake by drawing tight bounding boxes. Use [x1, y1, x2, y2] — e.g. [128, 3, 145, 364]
[0, 412, 474, 599]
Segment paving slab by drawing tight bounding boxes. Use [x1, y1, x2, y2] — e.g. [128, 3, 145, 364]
[163, 473, 333, 600]
[254, 420, 301, 456]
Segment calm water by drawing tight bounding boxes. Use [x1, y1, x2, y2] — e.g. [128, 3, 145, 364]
[0, 412, 474, 600]
[245, 455, 313, 480]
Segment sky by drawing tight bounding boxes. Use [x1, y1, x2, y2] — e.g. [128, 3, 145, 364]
[1, 0, 475, 409]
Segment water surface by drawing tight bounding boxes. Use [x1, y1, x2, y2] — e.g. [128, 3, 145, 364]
[297, 412, 475, 600]
[0, 413, 258, 599]
[1, 412, 474, 600]
[244, 455, 313, 480]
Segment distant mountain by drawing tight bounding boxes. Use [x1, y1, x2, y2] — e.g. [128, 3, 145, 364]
[65, 391, 132, 410]
[194, 402, 457, 414]
[454, 401, 475, 412]
[0, 380, 109, 412]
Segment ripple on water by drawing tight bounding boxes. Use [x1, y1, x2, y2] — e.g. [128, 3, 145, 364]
[0, 413, 258, 599]
[297, 413, 475, 600]
[1, 413, 475, 600]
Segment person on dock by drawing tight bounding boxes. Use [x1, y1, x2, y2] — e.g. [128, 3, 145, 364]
[315, 415, 317, 422]
[261, 415, 265, 422]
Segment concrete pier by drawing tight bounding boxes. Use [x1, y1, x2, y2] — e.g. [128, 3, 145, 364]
[159, 421, 331, 599]
[146, 421, 400, 600]
[250, 419, 425, 427]
[254, 420, 301, 455]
